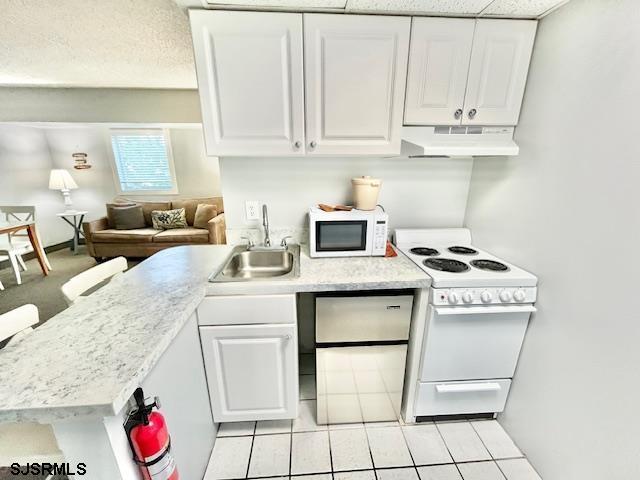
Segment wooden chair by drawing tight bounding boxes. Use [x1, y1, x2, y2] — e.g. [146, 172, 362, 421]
[61, 256, 128, 305]
[0, 305, 63, 468]
[0, 206, 52, 286]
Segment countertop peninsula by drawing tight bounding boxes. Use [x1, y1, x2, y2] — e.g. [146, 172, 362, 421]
[0, 244, 429, 424]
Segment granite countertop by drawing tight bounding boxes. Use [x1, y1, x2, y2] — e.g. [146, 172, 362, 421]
[0, 244, 429, 424]
[206, 244, 431, 295]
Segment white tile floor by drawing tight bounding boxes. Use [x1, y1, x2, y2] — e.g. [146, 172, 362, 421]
[205, 368, 542, 480]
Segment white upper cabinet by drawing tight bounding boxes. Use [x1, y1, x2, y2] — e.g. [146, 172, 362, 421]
[404, 18, 475, 126]
[189, 10, 305, 156]
[404, 18, 537, 126]
[463, 19, 537, 125]
[304, 14, 411, 155]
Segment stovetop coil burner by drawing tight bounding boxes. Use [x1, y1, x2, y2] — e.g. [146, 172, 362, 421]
[447, 246, 478, 255]
[470, 259, 510, 272]
[410, 247, 439, 256]
[423, 258, 470, 273]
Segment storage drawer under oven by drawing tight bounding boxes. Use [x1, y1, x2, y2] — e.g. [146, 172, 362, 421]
[415, 379, 511, 417]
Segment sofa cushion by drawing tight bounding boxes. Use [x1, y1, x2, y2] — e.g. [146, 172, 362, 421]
[112, 205, 146, 230]
[112, 198, 172, 227]
[152, 228, 209, 243]
[172, 197, 223, 225]
[193, 204, 218, 229]
[106, 202, 136, 228]
[151, 208, 188, 230]
[92, 228, 159, 243]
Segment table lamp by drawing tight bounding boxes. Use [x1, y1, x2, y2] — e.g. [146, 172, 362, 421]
[49, 169, 78, 212]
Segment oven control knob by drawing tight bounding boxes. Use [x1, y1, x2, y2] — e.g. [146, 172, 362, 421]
[514, 289, 526, 302]
[499, 290, 513, 302]
[448, 292, 459, 304]
[462, 292, 473, 304]
[481, 291, 492, 303]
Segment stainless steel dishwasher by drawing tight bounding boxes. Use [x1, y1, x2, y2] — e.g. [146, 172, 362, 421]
[315, 292, 413, 424]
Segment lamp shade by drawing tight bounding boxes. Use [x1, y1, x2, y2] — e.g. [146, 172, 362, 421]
[48, 169, 78, 190]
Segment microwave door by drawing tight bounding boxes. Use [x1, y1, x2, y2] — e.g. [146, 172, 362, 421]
[316, 221, 368, 254]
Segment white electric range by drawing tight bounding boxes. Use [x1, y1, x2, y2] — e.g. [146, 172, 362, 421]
[395, 228, 538, 418]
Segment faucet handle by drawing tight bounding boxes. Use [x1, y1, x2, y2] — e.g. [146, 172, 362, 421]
[240, 236, 255, 249]
[280, 236, 293, 248]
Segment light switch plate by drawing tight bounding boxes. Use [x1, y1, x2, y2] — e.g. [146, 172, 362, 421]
[245, 201, 261, 221]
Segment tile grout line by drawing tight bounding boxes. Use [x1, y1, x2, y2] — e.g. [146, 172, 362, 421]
[245, 433, 255, 480]
[469, 419, 527, 462]
[469, 419, 499, 463]
[434, 419, 468, 477]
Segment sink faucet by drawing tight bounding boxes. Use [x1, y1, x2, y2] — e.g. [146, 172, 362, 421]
[262, 204, 271, 247]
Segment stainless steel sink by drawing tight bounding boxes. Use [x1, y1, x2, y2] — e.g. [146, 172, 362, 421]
[210, 244, 300, 282]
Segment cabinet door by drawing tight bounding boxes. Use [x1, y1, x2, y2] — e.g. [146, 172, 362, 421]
[200, 323, 298, 422]
[304, 14, 410, 155]
[462, 19, 537, 126]
[404, 18, 475, 126]
[189, 10, 305, 156]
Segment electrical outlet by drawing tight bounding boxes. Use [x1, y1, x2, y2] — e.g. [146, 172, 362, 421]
[245, 201, 261, 221]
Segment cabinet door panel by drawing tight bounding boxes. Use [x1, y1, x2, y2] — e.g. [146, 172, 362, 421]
[200, 324, 298, 422]
[304, 14, 410, 155]
[190, 10, 305, 156]
[463, 19, 537, 125]
[404, 18, 475, 125]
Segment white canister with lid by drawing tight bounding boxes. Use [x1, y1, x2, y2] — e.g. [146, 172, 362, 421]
[351, 176, 382, 211]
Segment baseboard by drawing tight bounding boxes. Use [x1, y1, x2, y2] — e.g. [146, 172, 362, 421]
[0, 240, 85, 269]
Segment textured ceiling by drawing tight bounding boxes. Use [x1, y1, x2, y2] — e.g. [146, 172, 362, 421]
[0, 0, 198, 89]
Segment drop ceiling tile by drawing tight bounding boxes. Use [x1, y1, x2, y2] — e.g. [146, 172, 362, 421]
[207, 0, 347, 8]
[481, 0, 569, 17]
[346, 0, 494, 15]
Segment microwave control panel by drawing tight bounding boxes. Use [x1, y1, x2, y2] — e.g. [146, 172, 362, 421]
[372, 220, 388, 254]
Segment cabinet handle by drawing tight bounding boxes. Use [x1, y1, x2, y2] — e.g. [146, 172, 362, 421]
[309, 141, 317, 149]
[294, 141, 301, 149]
[468, 108, 477, 119]
[454, 109, 463, 119]
[436, 382, 501, 393]
[284, 334, 292, 340]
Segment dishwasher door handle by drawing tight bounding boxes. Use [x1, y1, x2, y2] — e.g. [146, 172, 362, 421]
[436, 382, 502, 393]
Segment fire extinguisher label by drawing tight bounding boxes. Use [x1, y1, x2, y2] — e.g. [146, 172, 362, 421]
[143, 439, 178, 480]
[145, 450, 177, 480]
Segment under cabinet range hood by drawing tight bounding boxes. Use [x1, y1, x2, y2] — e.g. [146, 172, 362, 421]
[399, 126, 519, 158]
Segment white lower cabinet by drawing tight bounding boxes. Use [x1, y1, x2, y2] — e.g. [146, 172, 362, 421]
[199, 294, 299, 422]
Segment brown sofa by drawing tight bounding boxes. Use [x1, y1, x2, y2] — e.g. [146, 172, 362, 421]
[83, 197, 226, 259]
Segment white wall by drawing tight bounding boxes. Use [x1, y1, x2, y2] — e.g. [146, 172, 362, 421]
[0, 88, 202, 123]
[0, 124, 220, 247]
[220, 156, 473, 234]
[464, 1, 640, 479]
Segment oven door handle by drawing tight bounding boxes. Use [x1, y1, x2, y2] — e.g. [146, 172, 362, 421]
[436, 382, 502, 393]
[434, 305, 537, 315]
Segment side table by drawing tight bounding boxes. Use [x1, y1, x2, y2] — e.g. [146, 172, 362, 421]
[57, 211, 88, 255]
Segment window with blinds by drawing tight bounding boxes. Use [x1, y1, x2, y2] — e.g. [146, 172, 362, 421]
[109, 129, 178, 194]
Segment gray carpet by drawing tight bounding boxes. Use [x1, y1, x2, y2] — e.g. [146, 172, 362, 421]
[0, 247, 139, 323]
[0, 247, 97, 323]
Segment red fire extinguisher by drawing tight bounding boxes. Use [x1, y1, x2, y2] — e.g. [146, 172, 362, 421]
[126, 388, 179, 480]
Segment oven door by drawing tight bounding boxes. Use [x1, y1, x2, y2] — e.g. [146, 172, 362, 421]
[420, 304, 535, 382]
[312, 219, 371, 257]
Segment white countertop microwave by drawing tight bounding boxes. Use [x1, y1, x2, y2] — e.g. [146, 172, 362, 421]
[308, 206, 388, 257]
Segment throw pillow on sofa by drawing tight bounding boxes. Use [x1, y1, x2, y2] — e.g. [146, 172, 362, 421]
[193, 204, 218, 229]
[112, 205, 146, 230]
[151, 208, 188, 230]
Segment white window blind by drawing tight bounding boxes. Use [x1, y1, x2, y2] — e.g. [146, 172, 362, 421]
[110, 129, 178, 194]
